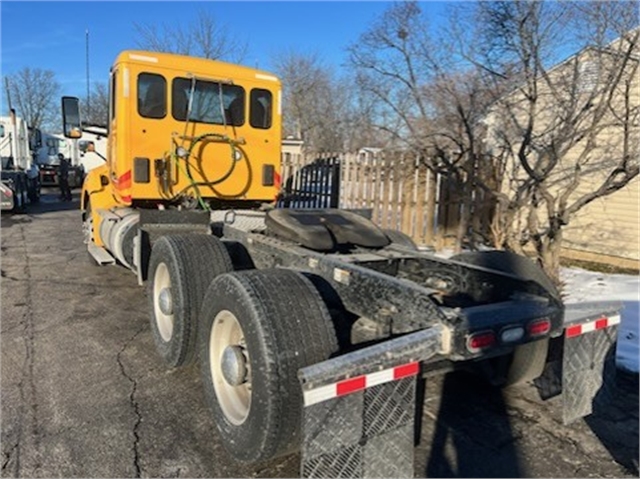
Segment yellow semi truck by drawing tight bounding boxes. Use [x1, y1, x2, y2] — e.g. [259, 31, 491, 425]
[62, 50, 622, 477]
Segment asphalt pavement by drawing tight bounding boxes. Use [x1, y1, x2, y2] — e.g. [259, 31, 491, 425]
[1, 191, 637, 478]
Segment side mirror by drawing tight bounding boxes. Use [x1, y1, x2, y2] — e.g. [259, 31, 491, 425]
[78, 140, 95, 153]
[62, 96, 82, 139]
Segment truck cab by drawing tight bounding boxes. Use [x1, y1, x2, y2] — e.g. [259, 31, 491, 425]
[0, 114, 42, 210]
[62, 50, 282, 248]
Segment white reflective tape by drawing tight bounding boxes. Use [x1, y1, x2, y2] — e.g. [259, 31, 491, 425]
[123, 68, 129, 98]
[277, 90, 282, 116]
[582, 321, 597, 334]
[130, 54, 158, 63]
[255, 73, 278, 82]
[608, 314, 621, 326]
[303, 383, 335, 407]
[366, 368, 394, 388]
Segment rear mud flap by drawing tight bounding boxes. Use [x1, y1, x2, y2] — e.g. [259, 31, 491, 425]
[535, 303, 621, 424]
[298, 326, 447, 478]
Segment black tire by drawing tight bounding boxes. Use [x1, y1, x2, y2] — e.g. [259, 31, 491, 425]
[505, 338, 549, 386]
[383, 228, 419, 250]
[198, 269, 339, 463]
[83, 199, 98, 265]
[452, 250, 556, 386]
[27, 179, 40, 203]
[148, 234, 233, 368]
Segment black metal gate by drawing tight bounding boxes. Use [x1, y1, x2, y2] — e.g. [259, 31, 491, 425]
[277, 157, 341, 209]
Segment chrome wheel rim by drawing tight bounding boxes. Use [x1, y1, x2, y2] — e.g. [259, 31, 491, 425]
[210, 310, 251, 425]
[153, 263, 174, 342]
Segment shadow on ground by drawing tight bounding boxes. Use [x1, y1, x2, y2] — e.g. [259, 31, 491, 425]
[586, 348, 639, 476]
[424, 371, 522, 478]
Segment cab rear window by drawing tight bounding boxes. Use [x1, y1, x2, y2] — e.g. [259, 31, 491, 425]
[138, 73, 167, 119]
[172, 78, 245, 126]
[250, 89, 272, 129]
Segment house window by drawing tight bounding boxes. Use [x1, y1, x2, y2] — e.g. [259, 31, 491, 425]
[172, 78, 245, 126]
[250, 89, 272, 129]
[138, 73, 167, 119]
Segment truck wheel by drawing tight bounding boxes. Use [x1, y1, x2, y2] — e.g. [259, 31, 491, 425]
[148, 235, 233, 368]
[27, 178, 39, 203]
[452, 250, 557, 386]
[83, 199, 94, 244]
[198, 269, 339, 462]
[505, 338, 549, 386]
[383, 228, 418, 250]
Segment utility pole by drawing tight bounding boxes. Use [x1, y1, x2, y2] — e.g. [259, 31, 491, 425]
[86, 29, 90, 120]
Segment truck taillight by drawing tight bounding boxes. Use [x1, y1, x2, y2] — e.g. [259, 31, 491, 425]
[528, 318, 551, 337]
[466, 331, 496, 353]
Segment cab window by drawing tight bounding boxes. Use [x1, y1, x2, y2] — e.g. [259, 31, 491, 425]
[250, 89, 272, 129]
[138, 73, 167, 119]
[172, 78, 244, 126]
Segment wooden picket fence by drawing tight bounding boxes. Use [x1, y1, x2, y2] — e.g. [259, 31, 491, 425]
[279, 150, 485, 248]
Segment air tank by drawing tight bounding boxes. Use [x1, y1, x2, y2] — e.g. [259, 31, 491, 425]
[99, 208, 140, 270]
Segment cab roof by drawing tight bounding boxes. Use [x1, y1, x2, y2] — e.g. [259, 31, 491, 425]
[113, 50, 281, 86]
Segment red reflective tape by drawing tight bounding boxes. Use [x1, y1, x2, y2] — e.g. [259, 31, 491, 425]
[117, 170, 132, 189]
[119, 170, 131, 182]
[595, 318, 608, 330]
[274, 171, 281, 189]
[336, 376, 366, 396]
[566, 324, 582, 338]
[393, 362, 420, 380]
[121, 195, 132, 203]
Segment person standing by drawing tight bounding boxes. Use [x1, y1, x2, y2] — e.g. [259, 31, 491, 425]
[57, 153, 72, 201]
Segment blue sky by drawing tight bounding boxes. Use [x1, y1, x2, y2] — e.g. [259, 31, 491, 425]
[0, 1, 448, 99]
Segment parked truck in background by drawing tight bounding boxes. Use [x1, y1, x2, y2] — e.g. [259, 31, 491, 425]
[34, 126, 106, 189]
[0, 112, 42, 212]
[61, 50, 622, 477]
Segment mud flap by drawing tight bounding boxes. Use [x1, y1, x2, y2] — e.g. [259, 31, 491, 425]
[536, 303, 621, 424]
[298, 326, 447, 478]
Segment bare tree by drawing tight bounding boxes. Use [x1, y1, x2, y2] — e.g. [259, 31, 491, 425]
[349, 0, 639, 281]
[81, 82, 109, 127]
[348, 2, 500, 249]
[273, 50, 350, 152]
[4, 67, 60, 131]
[348, 2, 437, 152]
[474, 1, 639, 280]
[134, 9, 247, 63]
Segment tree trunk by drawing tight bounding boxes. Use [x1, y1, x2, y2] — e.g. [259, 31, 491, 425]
[538, 228, 563, 285]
